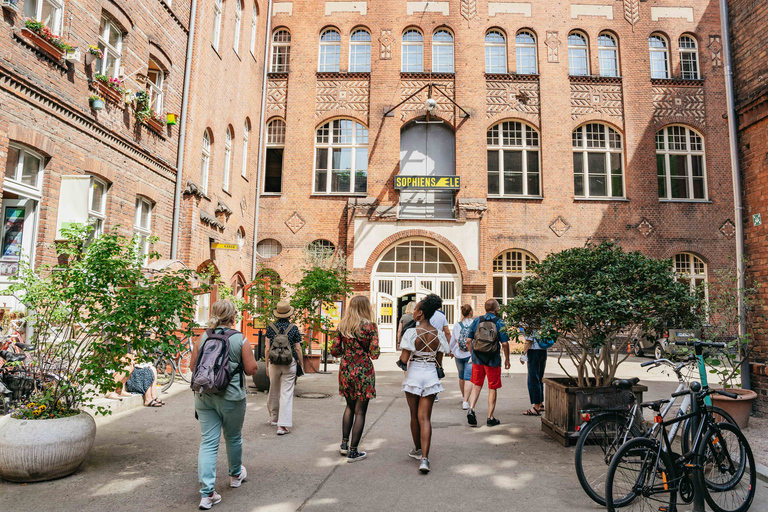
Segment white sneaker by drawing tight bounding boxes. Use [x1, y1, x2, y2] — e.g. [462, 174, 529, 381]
[462, 401, 470, 410]
[199, 491, 221, 510]
[434, 394, 439, 403]
[230, 465, 247, 488]
[408, 448, 422, 459]
[419, 457, 431, 473]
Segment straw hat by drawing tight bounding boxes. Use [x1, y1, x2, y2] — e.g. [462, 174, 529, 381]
[273, 300, 295, 318]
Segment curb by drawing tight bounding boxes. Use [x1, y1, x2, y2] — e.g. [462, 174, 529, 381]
[757, 462, 768, 484]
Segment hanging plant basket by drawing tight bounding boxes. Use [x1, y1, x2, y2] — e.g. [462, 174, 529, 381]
[90, 98, 105, 111]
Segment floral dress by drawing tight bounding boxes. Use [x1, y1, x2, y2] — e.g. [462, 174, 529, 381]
[330, 323, 380, 400]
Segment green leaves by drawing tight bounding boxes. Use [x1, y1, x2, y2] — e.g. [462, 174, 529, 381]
[290, 265, 351, 344]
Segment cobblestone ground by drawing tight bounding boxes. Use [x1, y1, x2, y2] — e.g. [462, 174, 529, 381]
[2, 354, 766, 512]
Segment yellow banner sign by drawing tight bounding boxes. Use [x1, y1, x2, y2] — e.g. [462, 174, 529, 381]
[394, 176, 461, 190]
[380, 306, 393, 316]
[211, 242, 238, 250]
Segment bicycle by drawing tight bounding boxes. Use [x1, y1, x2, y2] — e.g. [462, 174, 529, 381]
[152, 337, 194, 392]
[606, 380, 755, 512]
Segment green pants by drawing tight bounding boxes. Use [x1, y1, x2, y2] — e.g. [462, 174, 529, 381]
[195, 393, 246, 496]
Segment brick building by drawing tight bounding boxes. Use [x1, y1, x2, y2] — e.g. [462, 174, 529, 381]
[728, 0, 768, 414]
[254, 0, 737, 352]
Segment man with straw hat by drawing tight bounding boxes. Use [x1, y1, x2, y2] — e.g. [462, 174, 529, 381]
[265, 300, 303, 435]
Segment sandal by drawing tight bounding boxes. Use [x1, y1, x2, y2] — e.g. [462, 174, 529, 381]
[145, 399, 163, 407]
[523, 408, 540, 416]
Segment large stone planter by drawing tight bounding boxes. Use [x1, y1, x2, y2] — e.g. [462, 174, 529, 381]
[711, 388, 757, 429]
[251, 361, 270, 391]
[0, 411, 96, 482]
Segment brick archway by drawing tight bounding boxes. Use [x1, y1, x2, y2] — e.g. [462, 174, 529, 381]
[364, 229, 469, 278]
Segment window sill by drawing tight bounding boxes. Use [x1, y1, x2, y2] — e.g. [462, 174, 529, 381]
[484, 73, 539, 81]
[650, 77, 705, 86]
[311, 193, 368, 197]
[222, 188, 232, 197]
[569, 75, 622, 84]
[487, 195, 543, 200]
[659, 199, 711, 204]
[316, 71, 371, 79]
[260, 192, 282, 196]
[240, 175, 249, 182]
[233, 50, 241, 61]
[211, 45, 222, 59]
[573, 197, 629, 202]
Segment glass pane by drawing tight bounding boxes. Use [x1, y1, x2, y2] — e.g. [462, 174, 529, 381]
[412, 246, 424, 262]
[670, 177, 688, 199]
[265, 148, 283, 193]
[139, 202, 149, 229]
[488, 172, 499, 195]
[355, 148, 368, 170]
[527, 173, 540, 196]
[658, 176, 667, 198]
[24, 0, 35, 19]
[507, 277, 520, 298]
[354, 171, 367, 194]
[91, 180, 105, 213]
[588, 153, 606, 175]
[41, 1, 57, 32]
[396, 246, 409, 261]
[5, 146, 19, 180]
[528, 150, 539, 174]
[589, 175, 607, 196]
[671, 154, 688, 176]
[425, 246, 437, 262]
[2, 207, 25, 259]
[315, 170, 327, 193]
[316, 148, 328, 170]
[693, 178, 705, 199]
[21, 152, 41, 187]
[611, 174, 623, 197]
[503, 150, 523, 195]
[108, 23, 121, 48]
[493, 277, 503, 299]
[424, 262, 437, 273]
[410, 260, 424, 274]
[504, 173, 522, 195]
[377, 262, 394, 273]
[331, 170, 350, 192]
[396, 262, 409, 273]
[332, 148, 351, 170]
[610, 153, 622, 174]
[439, 262, 455, 274]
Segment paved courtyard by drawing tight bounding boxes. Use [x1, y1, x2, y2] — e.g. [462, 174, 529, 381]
[2, 354, 766, 512]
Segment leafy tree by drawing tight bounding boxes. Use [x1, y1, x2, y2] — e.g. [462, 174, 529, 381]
[502, 242, 698, 387]
[290, 266, 351, 353]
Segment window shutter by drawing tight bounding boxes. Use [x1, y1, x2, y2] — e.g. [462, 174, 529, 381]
[56, 176, 90, 239]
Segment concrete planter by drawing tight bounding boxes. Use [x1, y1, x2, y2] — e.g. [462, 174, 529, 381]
[0, 411, 96, 482]
[711, 388, 758, 429]
[251, 361, 270, 391]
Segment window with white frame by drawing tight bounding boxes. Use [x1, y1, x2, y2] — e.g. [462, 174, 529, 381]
[233, 0, 242, 54]
[88, 177, 107, 236]
[24, 0, 63, 35]
[4, 144, 43, 194]
[265, 119, 285, 193]
[146, 59, 164, 113]
[515, 30, 537, 74]
[679, 36, 700, 80]
[250, 3, 258, 56]
[568, 32, 589, 76]
[241, 119, 250, 178]
[487, 121, 540, 197]
[318, 28, 341, 72]
[598, 32, 619, 77]
[485, 30, 507, 74]
[349, 29, 371, 72]
[307, 239, 335, 259]
[134, 197, 152, 264]
[201, 130, 211, 195]
[271, 29, 291, 72]
[493, 250, 537, 304]
[656, 125, 706, 200]
[223, 127, 233, 192]
[314, 119, 368, 194]
[212, 0, 223, 51]
[257, 238, 283, 258]
[674, 253, 708, 302]
[236, 227, 246, 250]
[572, 124, 624, 198]
[432, 29, 454, 73]
[95, 16, 124, 78]
[402, 29, 423, 72]
[649, 34, 669, 79]
[195, 292, 210, 326]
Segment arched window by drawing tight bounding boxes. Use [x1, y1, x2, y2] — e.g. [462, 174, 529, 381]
[147, 59, 165, 112]
[212, 0, 223, 51]
[572, 123, 624, 198]
[485, 30, 506, 73]
[402, 29, 424, 72]
[318, 28, 341, 72]
[649, 34, 669, 79]
[487, 121, 540, 197]
[432, 29, 454, 73]
[598, 32, 619, 77]
[265, 119, 285, 193]
[656, 126, 706, 200]
[223, 127, 233, 192]
[96, 15, 124, 78]
[271, 29, 291, 72]
[134, 197, 153, 264]
[88, 176, 108, 237]
[674, 253, 707, 301]
[493, 250, 537, 304]
[568, 31, 589, 76]
[236, 227, 246, 251]
[250, 3, 258, 55]
[349, 29, 371, 72]
[201, 130, 211, 194]
[679, 36, 700, 80]
[233, 0, 243, 54]
[257, 238, 283, 259]
[315, 119, 368, 194]
[376, 240, 456, 274]
[241, 119, 250, 178]
[515, 30, 537, 74]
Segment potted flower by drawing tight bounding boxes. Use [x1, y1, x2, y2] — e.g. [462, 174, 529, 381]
[21, 19, 74, 60]
[85, 44, 103, 65]
[503, 242, 698, 446]
[133, 91, 166, 132]
[92, 73, 125, 104]
[0, 225, 198, 482]
[89, 94, 105, 111]
[1, 0, 20, 13]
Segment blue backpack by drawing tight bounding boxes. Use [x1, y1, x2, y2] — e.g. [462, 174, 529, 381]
[537, 337, 555, 349]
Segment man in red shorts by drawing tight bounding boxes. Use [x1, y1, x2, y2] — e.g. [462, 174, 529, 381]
[465, 299, 510, 427]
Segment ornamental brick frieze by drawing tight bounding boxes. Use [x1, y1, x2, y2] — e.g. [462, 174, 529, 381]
[545, 31, 561, 63]
[460, 0, 477, 20]
[399, 75, 455, 123]
[315, 74, 369, 120]
[570, 79, 623, 122]
[486, 76, 540, 119]
[266, 73, 288, 117]
[379, 29, 393, 60]
[624, 0, 640, 30]
[708, 35, 723, 67]
[652, 84, 706, 126]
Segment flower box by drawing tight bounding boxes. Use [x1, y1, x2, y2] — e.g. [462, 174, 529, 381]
[20, 27, 64, 61]
[94, 80, 123, 104]
[145, 117, 165, 134]
[1, 1, 20, 12]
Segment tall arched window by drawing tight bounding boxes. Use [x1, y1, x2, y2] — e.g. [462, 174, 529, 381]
[349, 29, 371, 72]
[318, 28, 341, 72]
[568, 31, 589, 76]
[598, 32, 619, 77]
[572, 123, 624, 198]
[233, 0, 243, 54]
[265, 119, 285, 193]
[147, 58, 165, 112]
[432, 29, 454, 73]
[679, 36, 700, 80]
[649, 34, 669, 79]
[402, 29, 423, 72]
[487, 121, 540, 197]
[485, 30, 506, 74]
[656, 125, 706, 200]
[271, 29, 291, 72]
[96, 15, 124, 78]
[201, 130, 211, 194]
[212, 0, 223, 51]
[241, 119, 250, 178]
[674, 253, 708, 301]
[493, 250, 537, 304]
[515, 30, 537, 74]
[250, 3, 258, 55]
[223, 127, 233, 192]
[315, 119, 368, 194]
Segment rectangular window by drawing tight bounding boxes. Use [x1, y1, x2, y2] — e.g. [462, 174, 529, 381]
[272, 45, 290, 72]
[318, 44, 340, 72]
[4, 145, 43, 194]
[147, 63, 164, 113]
[433, 45, 454, 73]
[516, 47, 536, 74]
[402, 44, 423, 72]
[487, 150, 500, 195]
[96, 16, 123, 78]
[485, 46, 506, 74]
[568, 48, 588, 76]
[350, 41, 371, 72]
[88, 178, 107, 237]
[250, 6, 258, 56]
[503, 150, 523, 195]
[264, 148, 283, 193]
[650, 51, 668, 79]
[134, 197, 152, 264]
[681, 52, 699, 80]
[599, 49, 618, 77]
[212, 0, 223, 51]
[24, 0, 63, 35]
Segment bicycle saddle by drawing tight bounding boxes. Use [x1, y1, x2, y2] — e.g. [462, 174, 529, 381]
[613, 377, 640, 389]
[14, 342, 34, 352]
[640, 399, 670, 412]
[0, 350, 26, 362]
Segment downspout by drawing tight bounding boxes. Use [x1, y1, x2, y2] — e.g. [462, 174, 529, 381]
[718, 0, 750, 390]
[171, 0, 198, 259]
[251, 0, 274, 279]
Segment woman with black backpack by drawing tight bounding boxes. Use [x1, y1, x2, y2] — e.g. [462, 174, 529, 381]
[450, 304, 474, 410]
[265, 300, 303, 436]
[191, 300, 259, 510]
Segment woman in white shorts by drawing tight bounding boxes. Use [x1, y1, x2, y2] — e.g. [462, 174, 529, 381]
[398, 294, 449, 474]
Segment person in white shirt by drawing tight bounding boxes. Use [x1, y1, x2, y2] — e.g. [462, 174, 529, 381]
[450, 305, 474, 410]
[428, 306, 451, 402]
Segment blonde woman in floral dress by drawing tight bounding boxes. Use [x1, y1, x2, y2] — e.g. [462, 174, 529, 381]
[330, 295, 380, 463]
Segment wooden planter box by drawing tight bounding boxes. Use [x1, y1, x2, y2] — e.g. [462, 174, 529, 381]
[541, 377, 648, 447]
[145, 117, 165, 134]
[20, 28, 64, 61]
[303, 353, 321, 374]
[94, 80, 123, 104]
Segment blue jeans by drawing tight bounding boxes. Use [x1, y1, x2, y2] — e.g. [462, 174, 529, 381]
[526, 349, 547, 405]
[455, 356, 472, 381]
[195, 394, 246, 496]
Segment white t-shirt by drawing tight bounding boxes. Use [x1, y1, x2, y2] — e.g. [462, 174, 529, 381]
[430, 310, 448, 331]
[450, 318, 473, 359]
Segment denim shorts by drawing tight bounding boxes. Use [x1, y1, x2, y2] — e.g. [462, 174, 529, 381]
[455, 356, 473, 380]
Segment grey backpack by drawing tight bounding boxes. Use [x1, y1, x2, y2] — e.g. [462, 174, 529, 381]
[473, 318, 500, 353]
[190, 328, 243, 394]
[268, 322, 295, 366]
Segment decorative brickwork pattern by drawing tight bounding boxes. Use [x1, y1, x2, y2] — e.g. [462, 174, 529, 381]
[461, 0, 477, 20]
[267, 74, 289, 117]
[719, 219, 736, 239]
[545, 31, 561, 63]
[285, 212, 306, 233]
[486, 78, 540, 119]
[571, 81, 623, 122]
[637, 218, 654, 237]
[315, 76, 369, 119]
[379, 29, 393, 60]
[624, 0, 640, 30]
[708, 35, 723, 67]
[399, 76, 455, 123]
[549, 216, 570, 237]
[652, 85, 706, 126]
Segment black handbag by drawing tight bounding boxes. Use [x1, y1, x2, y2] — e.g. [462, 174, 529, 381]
[435, 358, 445, 379]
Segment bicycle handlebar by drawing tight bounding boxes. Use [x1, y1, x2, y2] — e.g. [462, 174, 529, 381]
[671, 389, 690, 398]
[674, 340, 727, 348]
[714, 389, 739, 399]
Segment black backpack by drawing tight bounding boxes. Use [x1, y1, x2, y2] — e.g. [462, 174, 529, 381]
[190, 328, 243, 394]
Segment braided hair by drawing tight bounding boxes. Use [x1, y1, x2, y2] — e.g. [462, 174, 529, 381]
[418, 293, 443, 321]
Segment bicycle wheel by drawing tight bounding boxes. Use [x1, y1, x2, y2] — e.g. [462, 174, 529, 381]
[574, 413, 642, 506]
[606, 437, 677, 512]
[176, 349, 192, 383]
[681, 405, 737, 455]
[697, 422, 756, 512]
[154, 354, 175, 392]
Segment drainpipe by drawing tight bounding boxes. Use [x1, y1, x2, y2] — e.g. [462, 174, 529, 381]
[171, 0, 198, 259]
[251, 0, 274, 279]
[718, 0, 750, 390]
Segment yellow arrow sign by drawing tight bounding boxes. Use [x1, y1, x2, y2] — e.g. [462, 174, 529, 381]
[211, 242, 238, 250]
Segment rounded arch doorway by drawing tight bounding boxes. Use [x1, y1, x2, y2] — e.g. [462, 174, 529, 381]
[371, 238, 462, 352]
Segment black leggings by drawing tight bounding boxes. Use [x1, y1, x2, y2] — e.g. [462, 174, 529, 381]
[342, 397, 369, 449]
